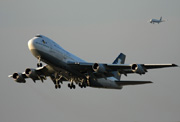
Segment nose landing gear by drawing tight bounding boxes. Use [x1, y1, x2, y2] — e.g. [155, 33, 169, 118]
[37, 63, 43, 67]
[37, 57, 43, 67]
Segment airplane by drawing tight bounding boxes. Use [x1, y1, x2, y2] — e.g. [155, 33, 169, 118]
[8, 34, 178, 90]
[149, 17, 166, 24]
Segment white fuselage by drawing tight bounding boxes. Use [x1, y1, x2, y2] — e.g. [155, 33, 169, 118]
[28, 35, 122, 89]
[150, 19, 162, 24]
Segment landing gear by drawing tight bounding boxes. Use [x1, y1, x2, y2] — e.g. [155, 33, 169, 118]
[86, 75, 90, 86]
[50, 73, 63, 89]
[37, 56, 43, 67]
[79, 82, 87, 88]
[54, 79, 61, 89]
[55, 84, 61, 89]
[37, 63, 43, 67]
[68, 82, 76, 89]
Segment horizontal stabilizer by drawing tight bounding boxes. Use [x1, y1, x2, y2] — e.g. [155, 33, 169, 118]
[115, 80, 152, 86]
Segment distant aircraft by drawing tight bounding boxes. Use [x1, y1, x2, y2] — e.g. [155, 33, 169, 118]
[149, 17, 166, 24]
[8, 35, 178, 90]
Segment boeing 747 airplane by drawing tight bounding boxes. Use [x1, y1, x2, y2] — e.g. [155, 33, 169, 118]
[8, 35, 178, 89]
[149, 17, 166, 24]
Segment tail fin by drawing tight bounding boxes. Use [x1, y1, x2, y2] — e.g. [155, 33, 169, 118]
[160, 16, 162, 21]
[112, 53, 126, 80]
[113, 53, 126, 64]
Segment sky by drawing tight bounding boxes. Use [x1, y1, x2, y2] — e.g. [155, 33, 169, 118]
[0, 0, 180, 122]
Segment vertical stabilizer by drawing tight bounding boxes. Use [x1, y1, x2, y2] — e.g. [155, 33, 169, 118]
[113, 53, 126, 64]
[112, 53, 126, 80]
[160, 16, 162, 21]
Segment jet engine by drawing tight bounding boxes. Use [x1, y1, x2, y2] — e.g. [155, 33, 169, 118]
[12, 73, 26, 83]
[25, 68, 39, 81]
[92, 63, 107, 73]
[131, 64, 146, 75]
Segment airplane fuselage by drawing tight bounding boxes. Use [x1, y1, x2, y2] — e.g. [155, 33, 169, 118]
[149, 17, 165, 24]
[150, 19, 162, 24]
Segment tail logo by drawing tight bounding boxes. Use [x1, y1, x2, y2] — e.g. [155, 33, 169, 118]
[117, 58, 122, 64]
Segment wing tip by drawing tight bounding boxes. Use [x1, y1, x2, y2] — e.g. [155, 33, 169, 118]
[138, 81, 153, 84]
[172, 64, 178, 67]
[146, 81, 153, 84]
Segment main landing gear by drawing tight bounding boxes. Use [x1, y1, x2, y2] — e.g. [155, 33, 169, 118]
[54, 79, 62, 89]
[55, 83, 61, 89]
[55, 75, 63, 89]
[78, 75, 89, 88]
[50, 73, 63, 89]
[78, 82, 87, 88]
[68, 82, 76, 89]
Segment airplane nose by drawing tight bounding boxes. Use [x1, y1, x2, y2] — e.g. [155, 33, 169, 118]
[28, 37, 37, 50]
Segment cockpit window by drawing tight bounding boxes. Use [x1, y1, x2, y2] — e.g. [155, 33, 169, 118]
[42, 40, 47, 44]
[35, 34, 42, 38]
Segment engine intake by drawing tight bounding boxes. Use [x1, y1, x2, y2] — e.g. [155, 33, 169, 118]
[25, 68, 39, 80]
[12, 73, 26, 83]
[92, 63, 107, 73]
[131, 64, 146, 75]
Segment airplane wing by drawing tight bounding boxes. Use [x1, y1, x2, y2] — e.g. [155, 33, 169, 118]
[142, 64, 177, 69]
[9, 65, 56, 83]
[68, 62, 178, 75]
[8, 72, 27, 78]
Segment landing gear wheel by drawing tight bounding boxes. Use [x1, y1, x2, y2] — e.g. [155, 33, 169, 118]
[82, 82, 87, 88]
[55, 84, 61, 89]
[68, 83, 70, 88]
[37, 63, 43, 67]
[72, 85, 76, 89]
[68, 83, 76, 89]
[79, 83, 83, 88]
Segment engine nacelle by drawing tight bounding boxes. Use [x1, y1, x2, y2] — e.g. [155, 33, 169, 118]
[12, 73, 26, 83]
[92, 63, 107, 73]
[25, 68, 39, 80]
[131, 64, 146, 75]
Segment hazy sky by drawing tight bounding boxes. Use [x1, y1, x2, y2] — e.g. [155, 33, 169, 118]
[0, 0, 180, 122]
